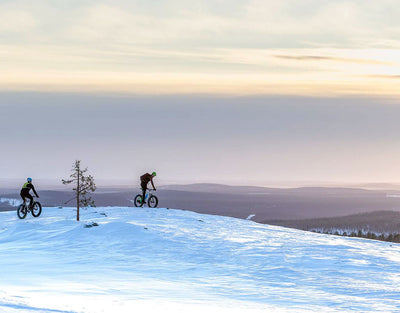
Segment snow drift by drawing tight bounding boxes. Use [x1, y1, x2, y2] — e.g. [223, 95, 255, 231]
[0, 206, 399, 313]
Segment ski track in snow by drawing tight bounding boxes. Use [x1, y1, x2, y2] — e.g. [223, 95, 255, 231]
[0, 207, 399, 313]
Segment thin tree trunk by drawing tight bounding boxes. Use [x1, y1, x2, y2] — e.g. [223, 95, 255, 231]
[77, 169, 80, 221]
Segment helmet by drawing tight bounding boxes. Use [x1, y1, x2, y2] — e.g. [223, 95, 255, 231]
[152, 172, 157, 176]
[27, 177, 32, 182]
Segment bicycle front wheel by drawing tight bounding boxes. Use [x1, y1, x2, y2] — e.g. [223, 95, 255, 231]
[134, 194, 143, 207]
[148, 195, 158, 208]
[17, 204, 27, 219]
[31, 202, 42, 217]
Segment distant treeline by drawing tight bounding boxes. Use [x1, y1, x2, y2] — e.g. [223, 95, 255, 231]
[264, 210, 400, 243]
[310, 228, 400, 243]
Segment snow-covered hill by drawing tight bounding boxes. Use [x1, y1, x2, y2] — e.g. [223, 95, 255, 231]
[0, 207, 399, 313]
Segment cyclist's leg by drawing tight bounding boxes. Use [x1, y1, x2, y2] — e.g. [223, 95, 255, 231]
[141, 183, 147, 204]
[20, 192, 26, 205]
[26, 194, 34, 208]
[142, 188, 147, 203]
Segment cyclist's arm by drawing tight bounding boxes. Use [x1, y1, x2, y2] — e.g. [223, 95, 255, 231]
[31, 185, 39, 197]
[150, 178, 156, 190]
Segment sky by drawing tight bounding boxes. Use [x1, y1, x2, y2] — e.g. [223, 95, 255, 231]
[1, 0, 400, 186]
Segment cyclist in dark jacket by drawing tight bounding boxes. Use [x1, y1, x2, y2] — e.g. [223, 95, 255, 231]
[20, 177, 39, 208]
[140, 172, 156, 204]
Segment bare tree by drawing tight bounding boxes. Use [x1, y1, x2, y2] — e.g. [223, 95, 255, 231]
[62, 160, 96, 221]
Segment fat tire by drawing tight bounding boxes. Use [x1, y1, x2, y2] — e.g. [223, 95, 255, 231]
[134, 194, 143, 207]
[148, 195, 158, 208]
[31, 202, 42, 217]
[17, 204, 27, 219]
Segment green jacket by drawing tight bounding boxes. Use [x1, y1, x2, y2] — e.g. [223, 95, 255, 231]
[21, 182, 39, 197]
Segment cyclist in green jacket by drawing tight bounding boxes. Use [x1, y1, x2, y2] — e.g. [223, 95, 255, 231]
[20, 177, 39, 208]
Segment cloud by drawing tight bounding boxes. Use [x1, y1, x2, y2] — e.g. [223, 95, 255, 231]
[275, 55, 333, 61]
[274, 54, 391, 65]
[63, 3, 233, 47]
[366, 75, 400, 79]
[0, 8, 36, 33]
[0, 1, 400, 97]
[0, 0, 399, 50]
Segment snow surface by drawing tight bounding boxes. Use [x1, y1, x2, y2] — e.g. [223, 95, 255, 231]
[0, 206, 399, 313]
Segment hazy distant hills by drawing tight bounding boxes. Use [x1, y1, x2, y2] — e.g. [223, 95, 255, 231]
[2, 184, 400, 231]
[158, 183, 276, 194]
[352, 183, 400, 190]
[159, 183, 384, 195]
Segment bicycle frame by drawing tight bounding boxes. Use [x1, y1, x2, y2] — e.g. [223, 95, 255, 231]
[144, 189, 154, 201]
[21, 196, 36, 207]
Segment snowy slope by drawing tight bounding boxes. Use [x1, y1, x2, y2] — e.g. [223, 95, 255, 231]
[0, 206, 399, 313]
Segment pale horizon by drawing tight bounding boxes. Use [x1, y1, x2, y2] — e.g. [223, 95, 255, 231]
[2, 92, 400, 185]
[4, 177, 400, 191]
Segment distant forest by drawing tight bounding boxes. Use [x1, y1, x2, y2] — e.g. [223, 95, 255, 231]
[264, 210, 400, 243]
[310, 228, 400, 243]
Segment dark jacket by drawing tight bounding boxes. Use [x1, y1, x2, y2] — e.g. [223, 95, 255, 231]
[140, 173, 155, 189]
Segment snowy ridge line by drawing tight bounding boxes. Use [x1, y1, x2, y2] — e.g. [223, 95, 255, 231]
[0, 206, 399, 313]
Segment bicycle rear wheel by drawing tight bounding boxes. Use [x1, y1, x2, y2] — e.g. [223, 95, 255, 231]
[148, 195, 158, 208]
[17, 204, 27, 219]
[31, 202, 42, 217]
[134, 194, 143, 207]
